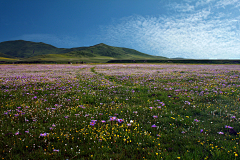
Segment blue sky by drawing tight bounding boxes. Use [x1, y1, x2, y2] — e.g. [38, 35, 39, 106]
[1, 0, 240, 59]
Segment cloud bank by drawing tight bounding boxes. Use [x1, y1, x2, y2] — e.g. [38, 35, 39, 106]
[100, 0, 240, 59]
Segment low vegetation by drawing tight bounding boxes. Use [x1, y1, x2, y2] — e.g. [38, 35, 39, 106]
[0, 64, 240, 159]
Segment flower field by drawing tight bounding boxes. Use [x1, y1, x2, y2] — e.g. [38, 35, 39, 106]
[0, 64, 240, 159]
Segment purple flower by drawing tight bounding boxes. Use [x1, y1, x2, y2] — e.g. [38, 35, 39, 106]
[151, 124, 157, 128]
[153, 115, 158, 119]
[117, 119, 124, 123]
[194, 119, 199, 122]
[181, 131, 186, 134]
[127, 123, 131, 126]
[33, 96, 37, 99]
[200, 129, 203, 133]
[225, 125, 233, 129]
[53, 149, 59, 152]
[25, 131, 29, 133]
[101, 120, 106, 123]
[79, 105, 85, 109]
[15, 131, 20, 135]
[64, 116, 69, 118]
[109, 116, 117, 121]
[231, 116, 236, 119]
[218, 132, 224, 135]
[40, 133, 48, 137]
[185, 101, 191, 105]
[90, 121, 95, 126]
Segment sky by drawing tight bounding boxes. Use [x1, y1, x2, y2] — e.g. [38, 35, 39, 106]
[1, 0, 240, 59]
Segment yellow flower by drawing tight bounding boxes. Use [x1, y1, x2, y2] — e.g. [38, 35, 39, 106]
[235, 153, 238, 157]
[177, 157, 181, 159]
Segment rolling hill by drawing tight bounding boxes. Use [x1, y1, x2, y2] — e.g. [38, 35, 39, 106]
[0, 40, 167, 63]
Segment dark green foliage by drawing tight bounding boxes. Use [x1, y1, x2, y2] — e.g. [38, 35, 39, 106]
[0, 40, 65, 58]
[0, 40, 166, 61]
[0, 52, 15, 58]
[64, 50, 96, 57]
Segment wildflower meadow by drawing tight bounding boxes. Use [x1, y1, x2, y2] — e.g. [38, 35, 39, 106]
[0, 64, 240, 159]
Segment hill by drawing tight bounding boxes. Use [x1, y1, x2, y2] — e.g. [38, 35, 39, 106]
[0, 40, 167, 63]
[0, 40, 67, 58]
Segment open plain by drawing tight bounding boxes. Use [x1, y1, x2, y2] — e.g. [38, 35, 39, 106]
[0, 64, 240, 159]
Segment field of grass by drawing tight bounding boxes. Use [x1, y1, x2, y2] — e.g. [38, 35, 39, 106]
[0, 64, 240, 159]
[23, 54, 116, 63]
[24, 52, 165, 64]
[0, 57, 18, 61]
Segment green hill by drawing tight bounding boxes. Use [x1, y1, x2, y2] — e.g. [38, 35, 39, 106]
[62, 43, 160, 59]
[0, 40, 67, 58]
[0, 40, 167, 63]
[0, 52, 15, 58]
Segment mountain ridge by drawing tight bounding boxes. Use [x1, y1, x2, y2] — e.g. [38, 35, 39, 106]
[0, 40, 167, 61]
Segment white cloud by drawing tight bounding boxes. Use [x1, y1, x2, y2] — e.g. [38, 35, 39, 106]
[195, 0, 240, 9]
[216, 0, 239, 8]
[100, 8, 240, 59]
[196, 0, 216, 7]
[169, 3, 195, 12]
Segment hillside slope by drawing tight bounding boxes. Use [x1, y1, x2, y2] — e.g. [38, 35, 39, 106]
[0, 40, 67, 58]
[0, 40, 167, 62]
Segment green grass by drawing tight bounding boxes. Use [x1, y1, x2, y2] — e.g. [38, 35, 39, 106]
[24, 53, 165, 63]
[0, 40, 166, 62]
[0, 64, 240, 159]
[0, 57, 18, 61]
